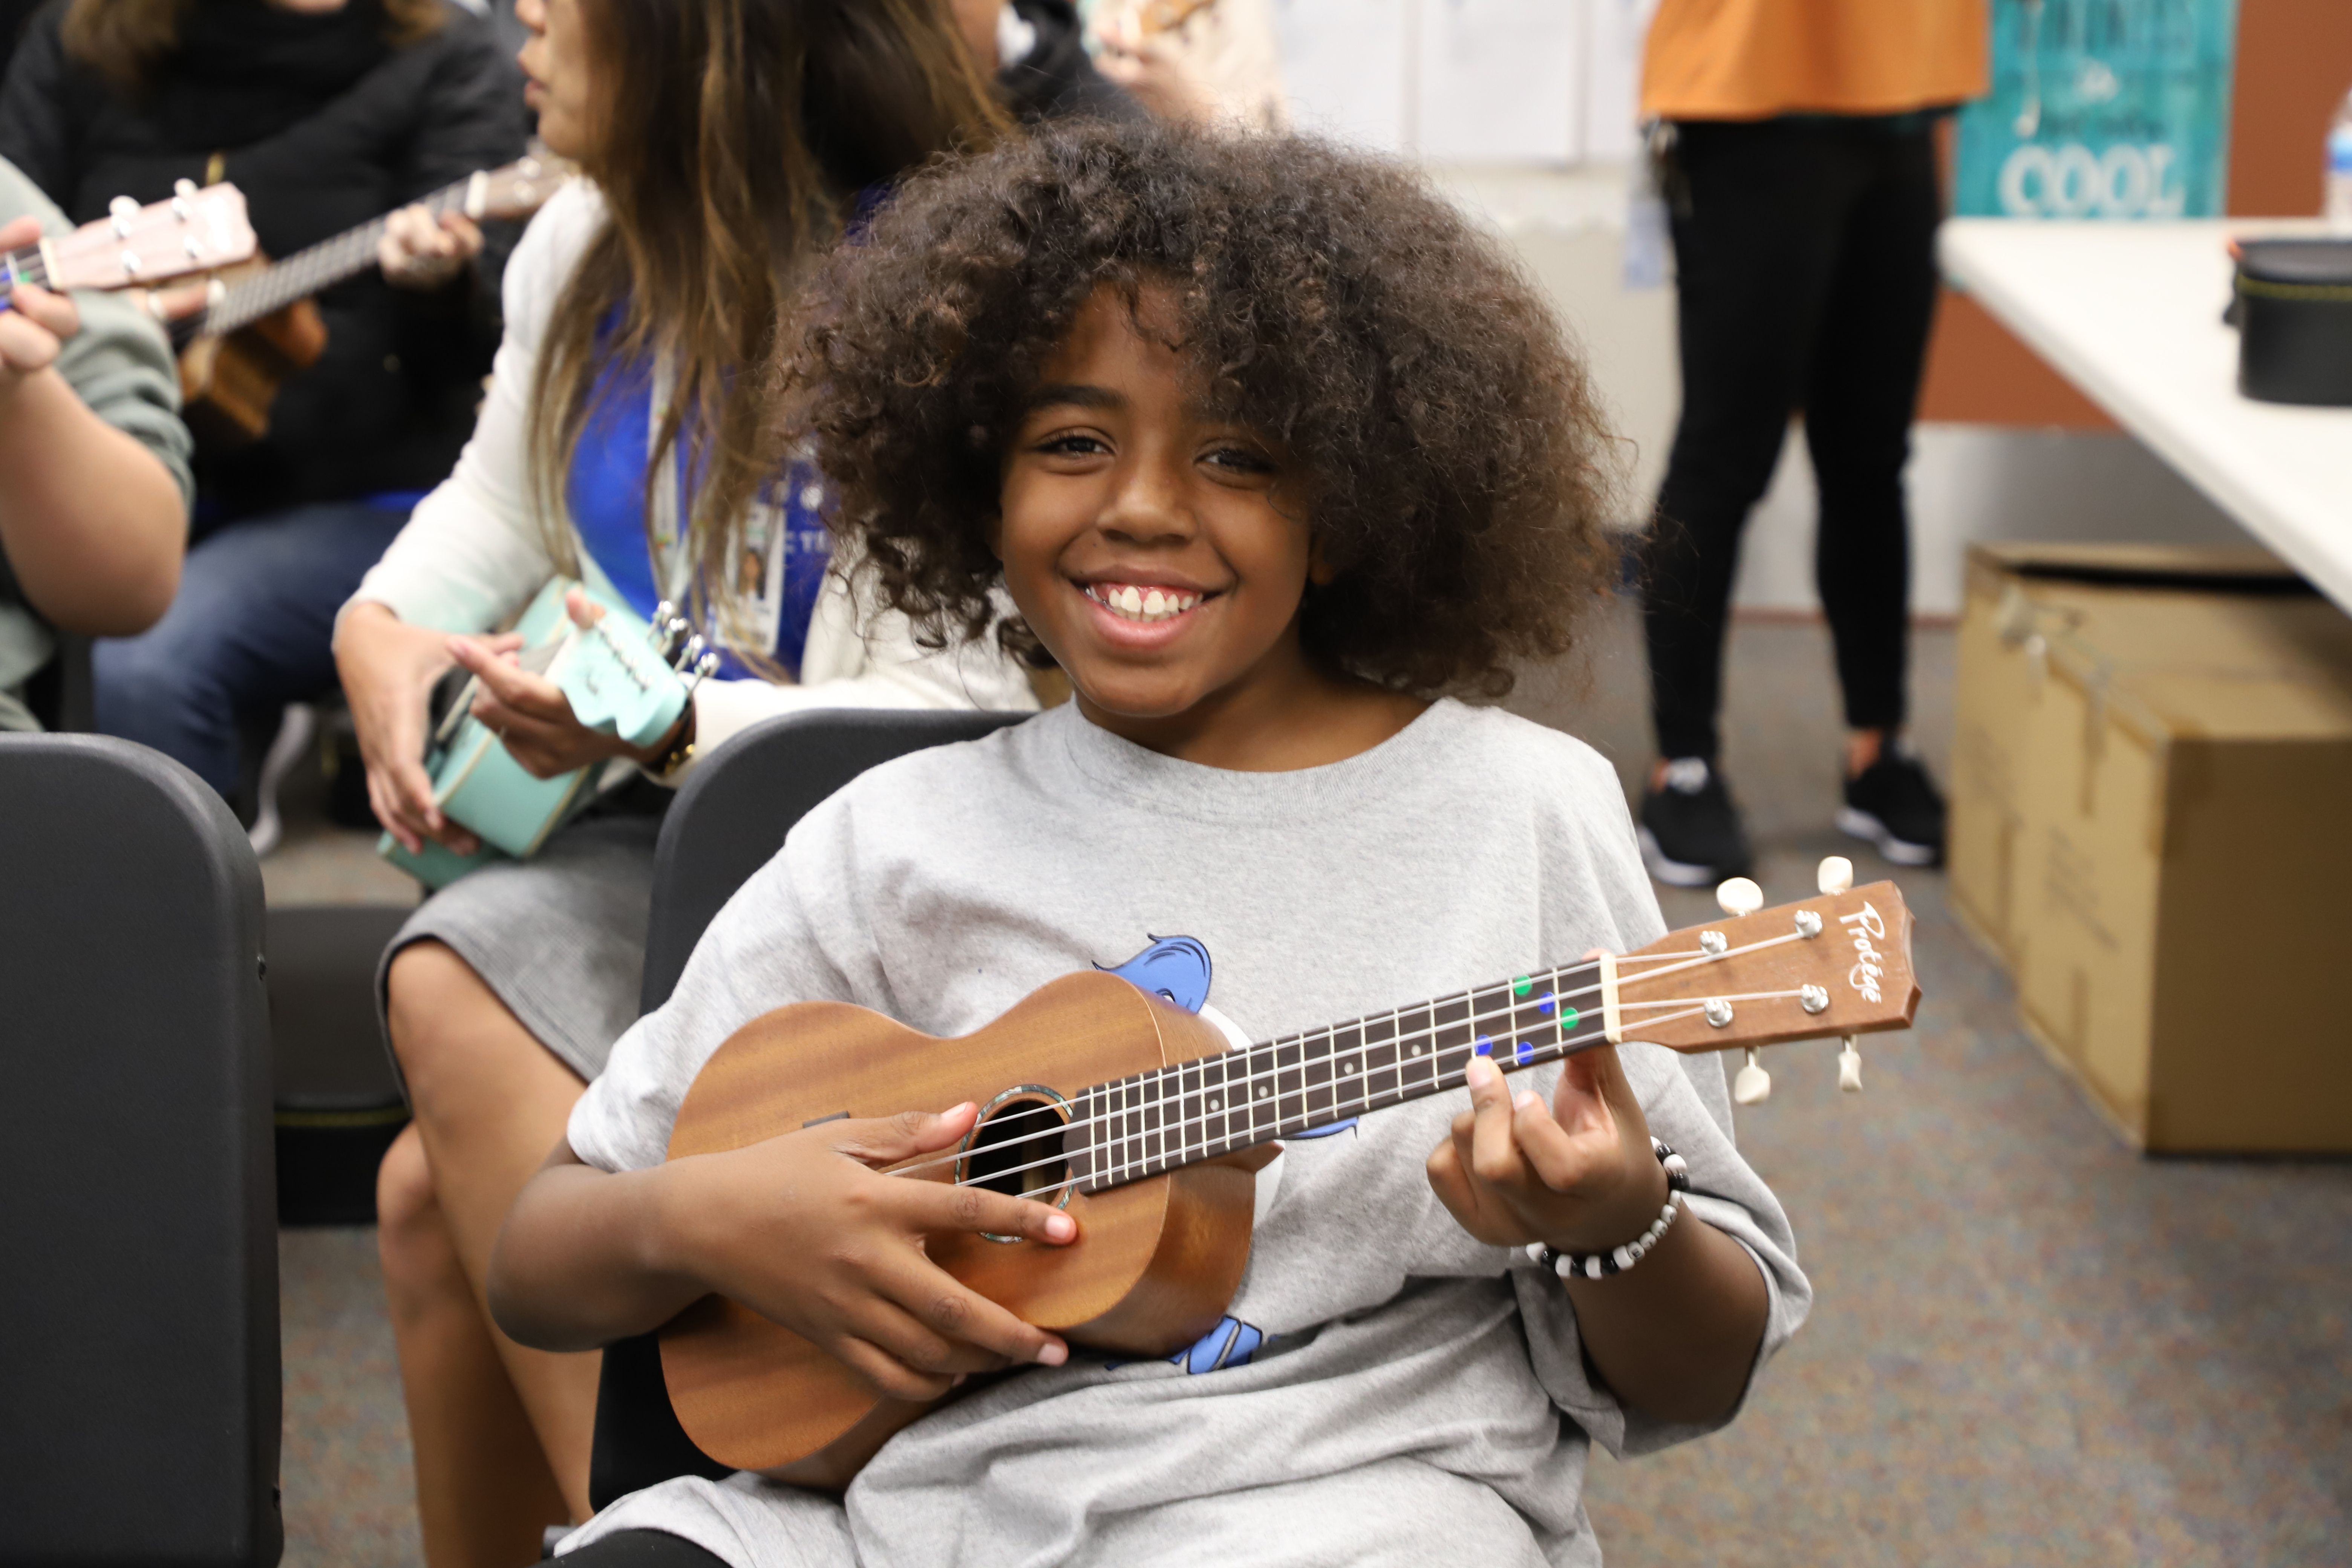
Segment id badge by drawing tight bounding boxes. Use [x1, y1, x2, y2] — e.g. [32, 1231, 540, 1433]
[732, 491, 789, 654]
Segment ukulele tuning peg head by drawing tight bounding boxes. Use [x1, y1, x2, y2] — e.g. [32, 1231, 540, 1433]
[694, 651, 719, 678]
[1715, 876, 1763, 917]
[1816, 856, 1854, 896]
[1733, 1047, 1772, 1106]
[1837, 1035, 1863, 1093]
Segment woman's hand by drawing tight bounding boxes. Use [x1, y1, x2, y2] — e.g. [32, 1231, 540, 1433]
[657, 1102, 1078, 1402]
[378, 204, 484, 292]
[336, 601, 507, 855]
[0, 217, 79, 387]
[449, 588, 681, 779]
[1426, 1047, 1669, 1259]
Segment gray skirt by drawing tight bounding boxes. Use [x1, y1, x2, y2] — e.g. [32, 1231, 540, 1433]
[378, 789, 668, 1083]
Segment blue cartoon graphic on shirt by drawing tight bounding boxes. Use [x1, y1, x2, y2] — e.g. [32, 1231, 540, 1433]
[1098, 935, 1375, 1374]
[1101, 935, 1213, 1012]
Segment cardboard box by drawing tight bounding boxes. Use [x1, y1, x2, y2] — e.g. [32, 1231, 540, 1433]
[1949, 543, 2352, 1153]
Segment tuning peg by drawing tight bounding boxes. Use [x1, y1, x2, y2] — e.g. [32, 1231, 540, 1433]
[1837, 1035, 1862, 1093]
[1715, 876, 1762, 917]
[1733, 1047, 1771, 1105]
[1816, 856, 1854, 896]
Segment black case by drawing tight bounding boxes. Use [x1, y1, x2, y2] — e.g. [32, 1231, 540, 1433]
[2233, 237, 2352, 406]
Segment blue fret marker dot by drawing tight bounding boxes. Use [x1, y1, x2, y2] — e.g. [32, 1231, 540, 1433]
[1473, 1036, 1494, 1056]
[1537, 990, 1556, 1015]
[1511, 976, 1532, 996]
[1514, 1037, 1535, 1065]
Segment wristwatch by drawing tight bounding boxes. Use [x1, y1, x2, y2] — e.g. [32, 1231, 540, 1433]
[645, 704, 698, 781]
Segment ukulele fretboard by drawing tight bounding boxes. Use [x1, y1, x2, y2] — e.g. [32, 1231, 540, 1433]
[1067, 960, 1605, 1193]
[0, 242, 51, 303]
[200, 175, 480, 337]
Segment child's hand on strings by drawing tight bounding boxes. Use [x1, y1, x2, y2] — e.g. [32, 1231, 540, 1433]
[659, 1102, 1078, 1402]
[1426, 1045, 1670, 1262]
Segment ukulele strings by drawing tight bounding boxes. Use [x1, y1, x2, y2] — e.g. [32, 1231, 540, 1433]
[954, 975, 1816, 1197]
[961, 1003, 1726, 1204]
[0, 239, 52, 302]
[890, 919, 1824, 1189]
[208, 175, 476, 335]
[880, 960, 1615, 1184]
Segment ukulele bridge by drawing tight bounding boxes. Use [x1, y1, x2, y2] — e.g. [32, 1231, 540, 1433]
[958, 1086, 1076, 1242]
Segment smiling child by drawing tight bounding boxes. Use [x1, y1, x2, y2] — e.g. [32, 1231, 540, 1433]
[490, 120, 1809, 1568]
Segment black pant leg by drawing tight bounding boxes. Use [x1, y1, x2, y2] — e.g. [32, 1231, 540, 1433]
[1801, 128, 1944, 737]
[1646, 122, 1857, 762]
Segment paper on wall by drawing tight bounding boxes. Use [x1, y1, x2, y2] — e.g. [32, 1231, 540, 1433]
[1414, 0, 1584, 164]
[1272, 0, 1412, 152]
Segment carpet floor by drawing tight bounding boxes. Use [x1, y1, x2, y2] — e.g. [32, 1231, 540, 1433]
[274, 611, 2352, 1567]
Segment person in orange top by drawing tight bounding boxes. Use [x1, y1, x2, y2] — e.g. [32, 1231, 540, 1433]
[1633, 0, 1988, 887]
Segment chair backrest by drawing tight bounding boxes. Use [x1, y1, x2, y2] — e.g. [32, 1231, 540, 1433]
[592, 708, 1029, 1510]
[0, 735, 280, 1566]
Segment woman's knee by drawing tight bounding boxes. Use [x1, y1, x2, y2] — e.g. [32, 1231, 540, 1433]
[386, 940, 495, 1109]
[377, 1123, 459, 1302]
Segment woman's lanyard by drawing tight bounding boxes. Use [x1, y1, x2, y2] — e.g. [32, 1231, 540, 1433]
[574, 354, 831, 677]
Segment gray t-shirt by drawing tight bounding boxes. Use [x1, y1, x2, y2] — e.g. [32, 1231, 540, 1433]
[565, 700, 1810, 1568]
[0, 156, 194, 730]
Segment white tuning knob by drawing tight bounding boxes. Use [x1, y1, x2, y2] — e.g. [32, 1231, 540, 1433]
[1838, 1036, 1863, 1093]
[1816, 855, 1854, 896]
[1715, 876, 1763, 917]
[1733, 1047, 1772, 1105]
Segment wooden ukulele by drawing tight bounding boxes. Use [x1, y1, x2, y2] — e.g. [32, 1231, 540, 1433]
[169, 153, 573, 448]
[0, 182, 254, 303]
[657, 858, 1919, 1486]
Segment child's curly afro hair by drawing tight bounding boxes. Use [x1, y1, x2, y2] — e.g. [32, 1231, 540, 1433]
[780, 116, 1620, 697]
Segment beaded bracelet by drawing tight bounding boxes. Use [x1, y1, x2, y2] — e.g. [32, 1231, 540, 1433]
[1522, 1137, 1692, 1282]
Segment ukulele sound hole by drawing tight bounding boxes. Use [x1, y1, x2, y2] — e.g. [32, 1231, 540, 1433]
[959, 1089, 1073, 1240]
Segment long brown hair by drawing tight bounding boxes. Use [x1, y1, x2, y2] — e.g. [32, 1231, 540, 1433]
[63, 0, 446, 94]
[529, 0, 1003, 648]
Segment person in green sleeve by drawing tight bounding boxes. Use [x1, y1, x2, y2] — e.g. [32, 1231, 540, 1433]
[0, 154, 191, 732]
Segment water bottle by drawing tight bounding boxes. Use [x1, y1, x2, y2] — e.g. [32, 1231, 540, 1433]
[2328, 87, 2352, 233]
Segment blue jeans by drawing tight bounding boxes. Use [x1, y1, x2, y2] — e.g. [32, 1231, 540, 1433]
[94, 500, 413, 796]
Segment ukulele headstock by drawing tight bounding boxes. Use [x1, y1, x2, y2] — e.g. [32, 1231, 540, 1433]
[1600, 858, 1919, 1058]
[462, 152, 578, 222]
[33, 183, 257, 293]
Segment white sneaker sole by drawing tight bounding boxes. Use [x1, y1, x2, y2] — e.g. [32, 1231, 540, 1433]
[1639, 826, 1727, 888]
[1836, 806, 1939, 867]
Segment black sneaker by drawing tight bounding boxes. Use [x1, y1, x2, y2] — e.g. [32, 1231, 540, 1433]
[1838, 748, 1946, 866]
[1639, 757, 1754, 887]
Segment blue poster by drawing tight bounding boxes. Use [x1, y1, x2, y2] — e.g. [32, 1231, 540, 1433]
[1955, 0, 2239, 219]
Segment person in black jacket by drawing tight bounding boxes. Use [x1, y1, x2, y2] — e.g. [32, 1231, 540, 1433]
[0, 0, 524, 803]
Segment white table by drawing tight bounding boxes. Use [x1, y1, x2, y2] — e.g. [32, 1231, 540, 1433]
[1939, 219, 2352, 611]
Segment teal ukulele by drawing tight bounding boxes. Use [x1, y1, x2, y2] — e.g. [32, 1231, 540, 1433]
[380, 580, 719, 887]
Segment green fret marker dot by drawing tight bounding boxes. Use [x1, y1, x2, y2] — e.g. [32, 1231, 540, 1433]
[1512, 976, 1533, 996]
[1558, 1006, 1579, 1031]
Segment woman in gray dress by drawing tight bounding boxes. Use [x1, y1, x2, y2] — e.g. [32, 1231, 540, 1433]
[331, 1, 1029, 1560]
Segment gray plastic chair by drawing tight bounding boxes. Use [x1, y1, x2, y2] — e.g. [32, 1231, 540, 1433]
[588, 708, 1029, 1511]
[0, 733, 281, 1565]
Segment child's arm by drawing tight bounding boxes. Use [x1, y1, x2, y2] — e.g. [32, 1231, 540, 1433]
[489, 1102, 1079, 1402]
[1426, 1051, 1770, 1427]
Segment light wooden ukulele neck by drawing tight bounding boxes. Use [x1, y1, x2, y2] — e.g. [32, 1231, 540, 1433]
[198, 154, 571, 337]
